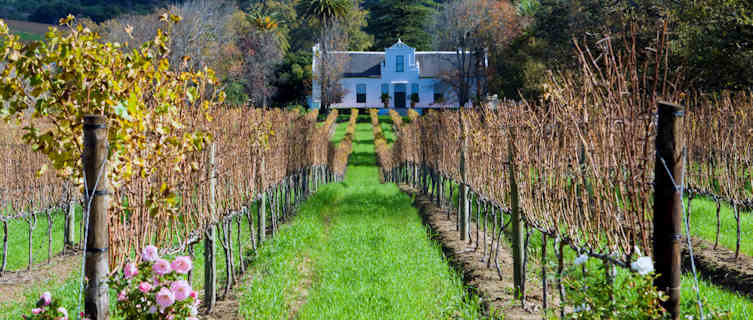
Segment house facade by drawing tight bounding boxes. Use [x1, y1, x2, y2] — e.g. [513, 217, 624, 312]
[310, 40, 483, 109]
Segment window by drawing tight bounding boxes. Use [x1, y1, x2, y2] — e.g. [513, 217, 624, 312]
[356, 84, 367, 103]
[411, 83, 419, 95]
[433, 84, 444, 103]
[396, 55, 404, 72]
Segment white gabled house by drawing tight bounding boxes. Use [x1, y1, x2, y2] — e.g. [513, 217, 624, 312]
[310, 40, 485, 109]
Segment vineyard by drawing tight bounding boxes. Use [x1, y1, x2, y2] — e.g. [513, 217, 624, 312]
[1, 9, 753, 320]
[372, 35, 753, 318]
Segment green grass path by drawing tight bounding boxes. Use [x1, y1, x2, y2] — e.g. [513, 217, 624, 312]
[238, 121, 482, 319]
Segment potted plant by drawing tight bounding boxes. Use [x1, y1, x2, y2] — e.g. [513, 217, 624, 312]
[380, 93, 390, 108]
[409, 93, 419, 108]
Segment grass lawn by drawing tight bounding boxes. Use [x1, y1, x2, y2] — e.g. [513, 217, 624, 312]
[686, 196, 753, 257]
[238, 119, 484, 319]
[1, 206, 75, 271]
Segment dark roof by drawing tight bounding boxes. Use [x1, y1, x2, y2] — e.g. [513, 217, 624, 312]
[416, 52, 457, 78]
[340, 53, 384, 78]
[326, 51, 462, 78]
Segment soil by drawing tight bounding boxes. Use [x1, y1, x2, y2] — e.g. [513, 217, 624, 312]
[683, 237, 753, 298]
[0, 247, 82, 305]
[401, 185, 549, 320]
[203, 290, 242, 320]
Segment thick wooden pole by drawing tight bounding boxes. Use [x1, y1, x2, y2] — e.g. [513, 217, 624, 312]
[258, 191, 266, 244]
[459, 114, 470, 241]
[65, 201, 76, 246]
[653, 101, 684, 320]
[509, 129, 524, 300]
[258, 156, 266, 244]
[204, 143, 217, 312]
[83, 115, 110, 320]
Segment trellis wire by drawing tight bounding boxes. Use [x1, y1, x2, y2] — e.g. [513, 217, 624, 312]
[76, 144, 109, 320]
[660, 153, 705, 319]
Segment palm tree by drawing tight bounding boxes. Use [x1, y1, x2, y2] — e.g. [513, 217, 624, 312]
[297, 0, 351, 27]
[297, 0, 351, 112]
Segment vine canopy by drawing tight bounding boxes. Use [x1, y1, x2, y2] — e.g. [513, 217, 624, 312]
[0, 14, 225, 217]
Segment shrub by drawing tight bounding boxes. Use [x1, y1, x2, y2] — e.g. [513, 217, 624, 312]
[22, 292, 71, 320]
[110, 245, 199, 320]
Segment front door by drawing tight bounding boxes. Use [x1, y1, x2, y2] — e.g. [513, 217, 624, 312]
[394, 84, 406, 108]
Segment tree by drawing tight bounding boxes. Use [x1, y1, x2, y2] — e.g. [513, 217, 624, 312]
[272, 50, 313, 107]
[433, 0, 520, 107]
[93, 0, 236, 72]
[229, 11, 287, 107]
[670, 0, 753, 90]
[296, 0, 350, 26]
[364, 0, 437, 50]
[297, 0, 352, 111]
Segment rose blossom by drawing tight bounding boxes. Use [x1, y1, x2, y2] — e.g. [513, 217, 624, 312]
[123, 262, 138, 279]
[117, 290, 127, 301]
[141, 245, 159, 262]
[170, 280, 192, 301]
[631, 256, 655, 276]
[31, 308, 42, 315]
[138, 282, 153, 293]
[189, 290, 198, 299]
[156, 287, 175, 308]
[41, 292, 52, 306]
[57, 307, 68, 317]
[152, 259, 172, 275]
[170, 256, 192, 274]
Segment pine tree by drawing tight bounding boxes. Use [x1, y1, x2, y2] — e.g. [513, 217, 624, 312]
[364, 0, 438, 51]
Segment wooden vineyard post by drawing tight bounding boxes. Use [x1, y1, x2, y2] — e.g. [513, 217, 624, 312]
[653, 101, 684, 320]
[1, 221, 7, 275]
[204, 143, 217, 312]
[459, 113, 470, 241]
[64, 201, 76, 247]
[82, 115, 110, 320]
[508, 128, 524, 301]
[258, 169, 266, 244]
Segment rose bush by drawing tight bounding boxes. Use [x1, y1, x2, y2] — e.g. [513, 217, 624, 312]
[110, 245, 199, 320]
[22, 292, 70, 320]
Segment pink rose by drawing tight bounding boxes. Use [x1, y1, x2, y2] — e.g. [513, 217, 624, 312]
[170, 280, 192, 301]
[117, 290, 126, 301]
[141, 245, 159, 262]
[189, 290, 198, 299]
[57, 307, 68, 317]
[170, 256, 192, 274]
[138, 282, 152, 293]
[31, 308, 42, 315]
[187, 318, 199, 320]
[152, 259, 172, 275]
[41, 292, 52, 306]
[123, 262, 138, 279]
[156, 287, 175, 308]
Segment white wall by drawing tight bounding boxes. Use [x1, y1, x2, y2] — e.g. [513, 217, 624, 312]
[331, 77, 454, 108]
[313, 41, 461, 109]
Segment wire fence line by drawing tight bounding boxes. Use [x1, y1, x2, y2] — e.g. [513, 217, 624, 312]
[1, 108, 360, 316]
[370, 25, 741, 318]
